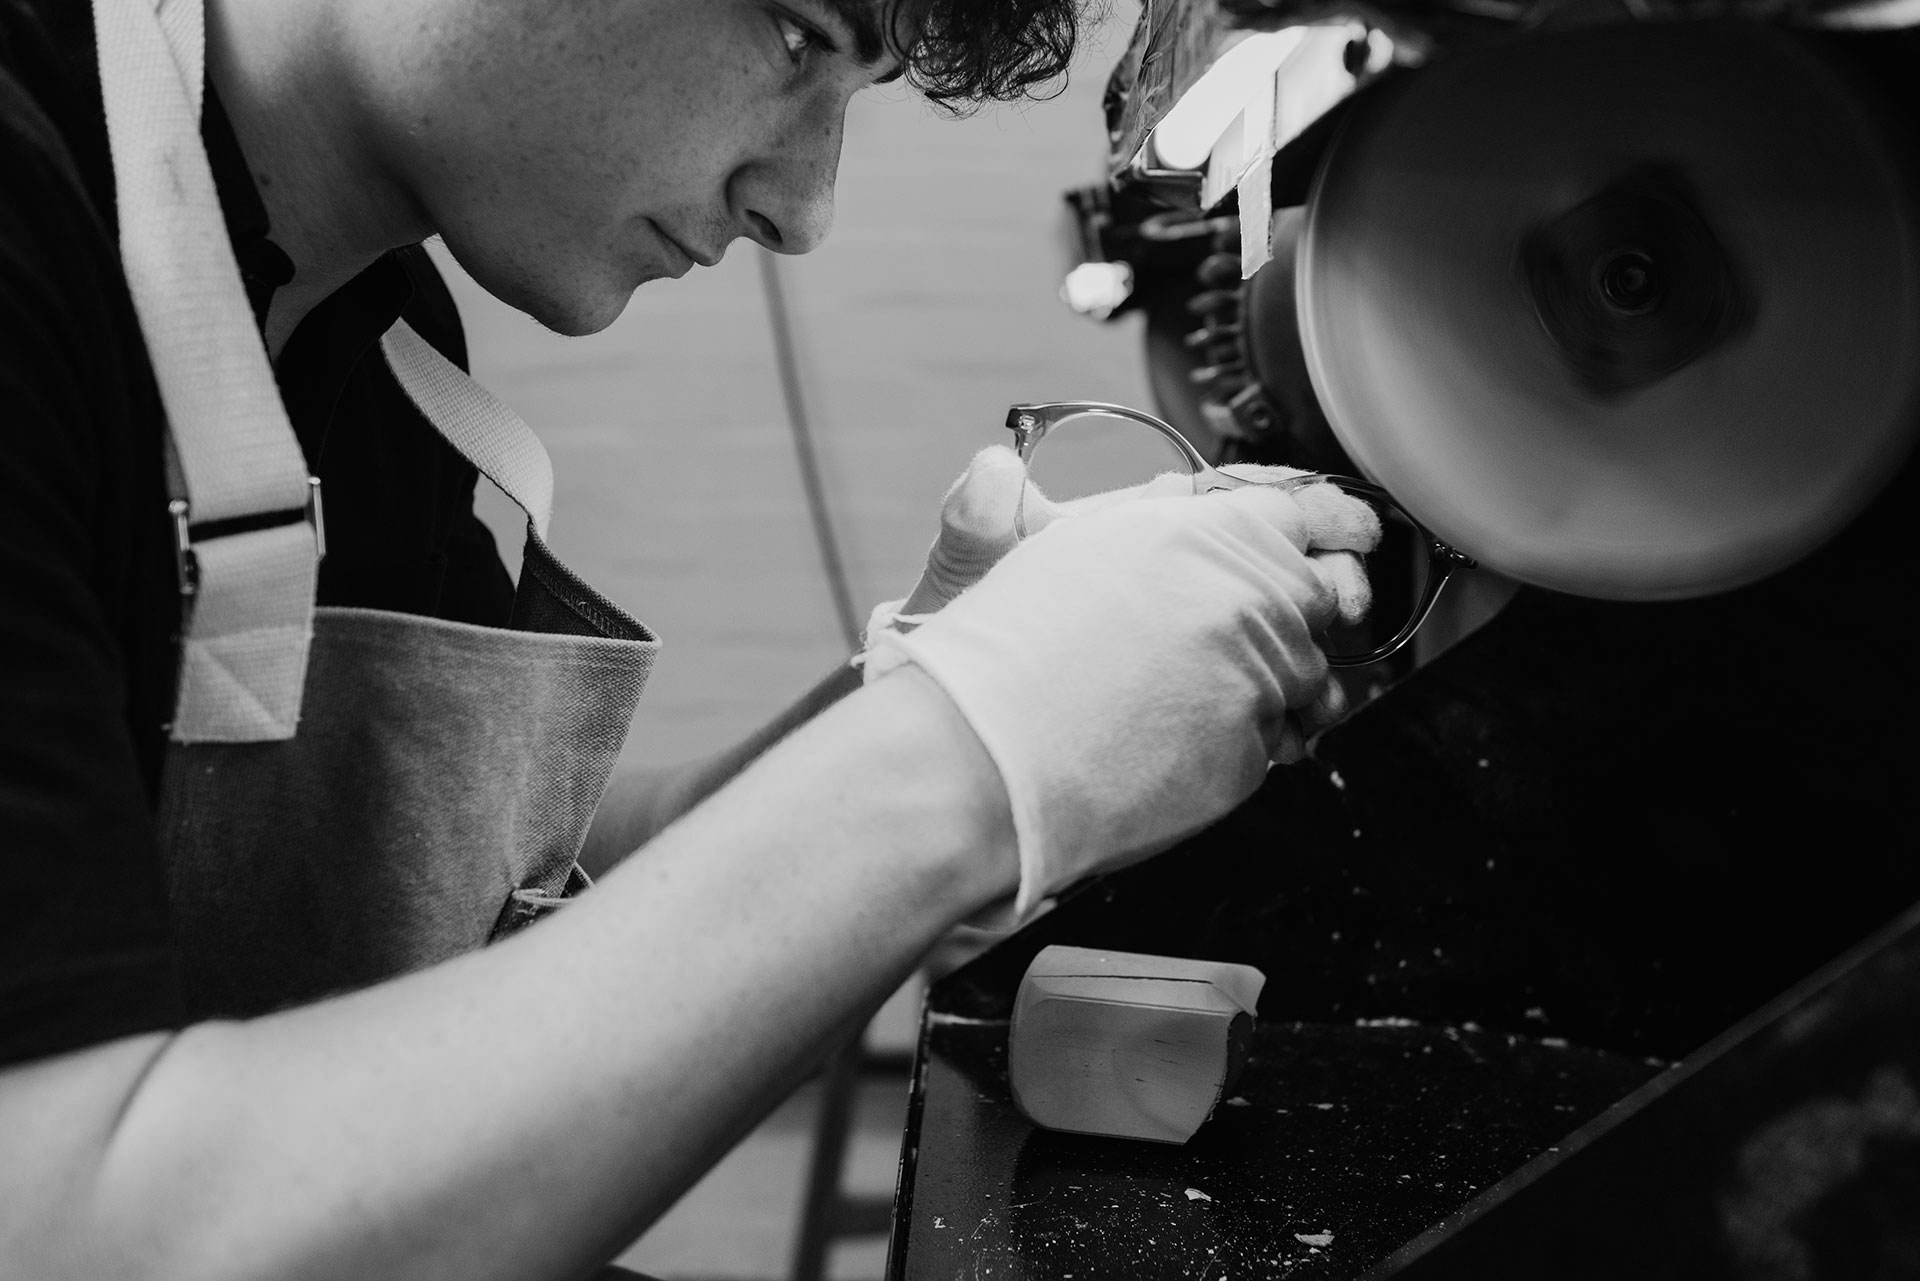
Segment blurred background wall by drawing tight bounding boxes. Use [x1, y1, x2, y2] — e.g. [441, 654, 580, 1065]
[431, 0, 1150, 776]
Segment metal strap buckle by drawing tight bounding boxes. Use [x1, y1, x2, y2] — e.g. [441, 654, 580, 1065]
[169, 476, 327, 598]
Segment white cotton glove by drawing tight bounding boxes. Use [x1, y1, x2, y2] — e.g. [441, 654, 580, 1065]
[863, 482, 1379, 928]
[857, 446, 1361, 664]
[858, 445, 1085, 651]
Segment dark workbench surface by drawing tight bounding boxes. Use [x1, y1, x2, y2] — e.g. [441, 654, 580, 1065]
[887, 455, 1920, 1279]
[899, 1016, 1660, 1279]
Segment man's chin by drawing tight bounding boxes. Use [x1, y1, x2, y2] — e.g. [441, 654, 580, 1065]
[515, 282, 633, 338]
[449, 246, 636, 337]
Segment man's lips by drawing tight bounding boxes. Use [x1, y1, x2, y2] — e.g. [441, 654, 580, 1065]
[651, 222, 721, 273]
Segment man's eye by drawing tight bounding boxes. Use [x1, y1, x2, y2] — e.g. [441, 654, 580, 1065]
[775, 13, 825, 69]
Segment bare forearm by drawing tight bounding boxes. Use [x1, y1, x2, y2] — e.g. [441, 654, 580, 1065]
[582, 660, 865, 873]
[2, 667, 1012, 1281]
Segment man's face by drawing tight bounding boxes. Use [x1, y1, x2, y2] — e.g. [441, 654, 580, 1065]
[361, 0, 906, 334]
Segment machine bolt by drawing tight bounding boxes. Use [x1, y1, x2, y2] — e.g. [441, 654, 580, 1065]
[1596, 248, 1664, 316]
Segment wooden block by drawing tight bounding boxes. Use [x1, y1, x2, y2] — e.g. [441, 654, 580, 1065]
[1009, 945, 1266, 1144]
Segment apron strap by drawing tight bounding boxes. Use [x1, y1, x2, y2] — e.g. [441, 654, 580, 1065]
[97, 0, 568, 744]
[380, 321, 556, 541]
[154, 0, 203, 118]
[94, 0, 319, 743]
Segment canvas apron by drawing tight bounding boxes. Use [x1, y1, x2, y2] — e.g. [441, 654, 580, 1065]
[95, 0, 661, 1019]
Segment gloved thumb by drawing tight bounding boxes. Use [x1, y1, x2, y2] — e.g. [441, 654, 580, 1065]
[902, 445, 1034, 615]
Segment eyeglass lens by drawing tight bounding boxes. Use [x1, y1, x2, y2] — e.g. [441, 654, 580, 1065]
[1017, 409, 1432, 665]
[1315, 493, 1431, 665]
[1022, 409, 1191, 506]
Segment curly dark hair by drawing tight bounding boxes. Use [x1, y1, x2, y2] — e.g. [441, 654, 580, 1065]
[896, 0, 1103, 110]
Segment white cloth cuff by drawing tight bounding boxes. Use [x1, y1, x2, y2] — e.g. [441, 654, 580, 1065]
[850, 597, 936, 680]
[861, 630, 1052, 931]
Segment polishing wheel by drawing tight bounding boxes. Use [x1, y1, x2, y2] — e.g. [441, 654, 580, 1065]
[1297, 22, 1920, 600]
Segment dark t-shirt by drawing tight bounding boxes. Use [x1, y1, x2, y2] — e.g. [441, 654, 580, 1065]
[0, 0, 516, 1067]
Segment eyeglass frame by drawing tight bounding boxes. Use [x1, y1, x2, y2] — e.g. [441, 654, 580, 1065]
[1005, 400, 1477, 667]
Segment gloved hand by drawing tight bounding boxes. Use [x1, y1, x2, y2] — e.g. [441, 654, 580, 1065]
[859, 445, 1365, 663]
[864, 482, 1379, 928]
[857, 445, 1093, 650]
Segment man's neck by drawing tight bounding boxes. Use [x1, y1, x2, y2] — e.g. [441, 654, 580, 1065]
[205, 0, 430, 358]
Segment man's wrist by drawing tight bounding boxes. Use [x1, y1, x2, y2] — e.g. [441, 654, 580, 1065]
[843, 663, 1019, 918]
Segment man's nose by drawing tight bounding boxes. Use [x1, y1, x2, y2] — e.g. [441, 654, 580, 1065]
[732, 107, 845, 256]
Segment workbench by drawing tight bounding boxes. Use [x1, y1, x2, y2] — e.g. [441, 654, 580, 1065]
[886, 459, 1920, 1279]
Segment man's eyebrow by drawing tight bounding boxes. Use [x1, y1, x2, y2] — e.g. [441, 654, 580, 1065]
[816, 0, 903, 79]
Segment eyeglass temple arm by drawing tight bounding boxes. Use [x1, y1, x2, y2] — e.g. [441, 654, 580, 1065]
[1005, 401, 1212, 473]
[1006, 400, 1478, 568]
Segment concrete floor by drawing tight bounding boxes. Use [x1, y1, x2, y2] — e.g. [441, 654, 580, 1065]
[428, 7, 1151, 1278]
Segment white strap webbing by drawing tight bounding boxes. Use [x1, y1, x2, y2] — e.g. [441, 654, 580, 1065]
[96, 0, 565, 743]
[153, 0, 202, 118]
[94, 0, 318, 742]
[381, 320, 555, 541]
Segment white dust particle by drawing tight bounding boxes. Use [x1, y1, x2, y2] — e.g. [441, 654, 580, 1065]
[1476, 758, 1489, 768]
[1225, 1095, 1252, 1107]
[1524, 1006, 1547, 1022]
[1355, 1016, 1417, 1027]
[1185, 1188, 1213, 1202]
[1313, 1102, 1336, 1110]
[932, 1217, 944, 1228]
[1541, 1036, 1569, 1048]
[1329, 770, 1346, 790]
[1295, 1231, 1334, 1246]
[1351, 828, 1363, 839]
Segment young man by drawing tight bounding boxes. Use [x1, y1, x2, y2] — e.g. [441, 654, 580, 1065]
[0, 0, 1377, 1275]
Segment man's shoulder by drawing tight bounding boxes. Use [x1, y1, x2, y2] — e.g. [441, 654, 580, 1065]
[0, 3, 148, 433]
[0, 0, 128, 369]
[0, 0, 147, 438]
[0, 0, 114, 221]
